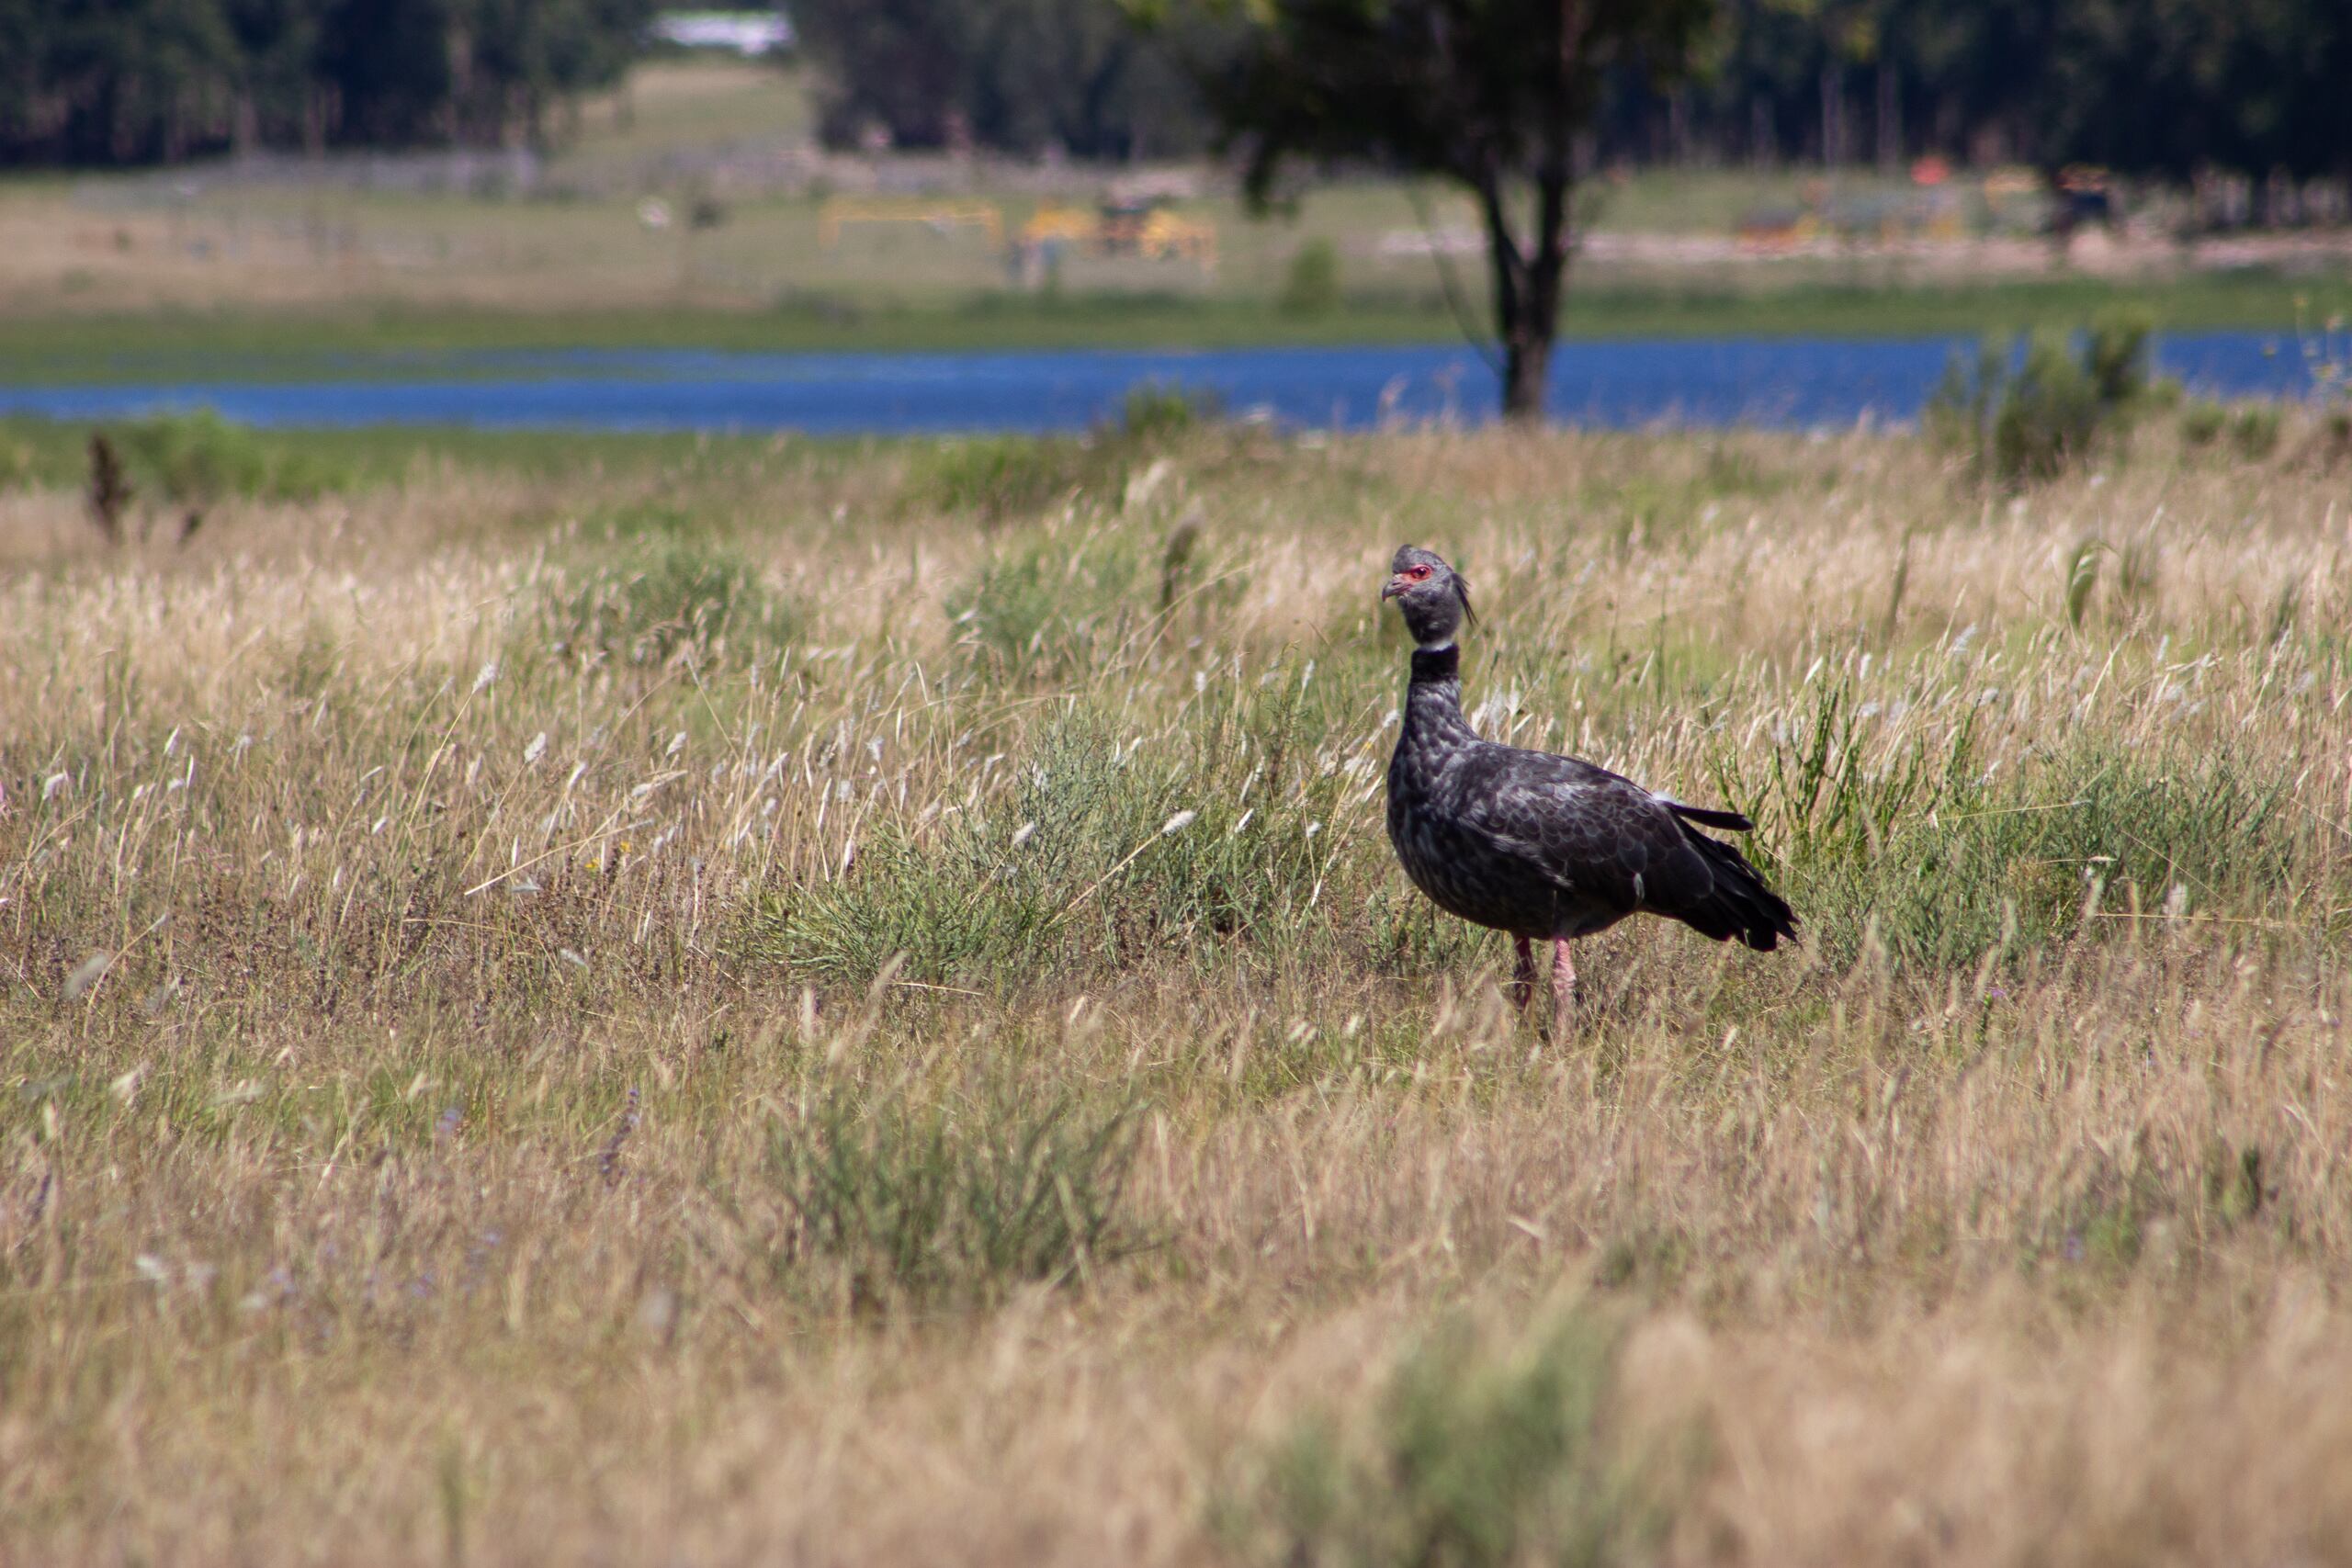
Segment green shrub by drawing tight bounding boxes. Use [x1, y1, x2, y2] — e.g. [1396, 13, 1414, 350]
[1278, 237, 1343, 318]
[2230, 403, 2282, 459]
[0, 418, 90, 489]
[914, 435, 1094, 520]
[1219, 1309, 1676, 1568]
[2179, 399, 2227, 446]
[2083, 307, 2154, 407]
[2314, 405, 2352, 468]
[1928, 316, 2150, 486]
[750, 684, 1370, 989]
[545, 539, 797, 667]
[1119, 379, 1218, 441]
[944, 525, 1150, 682]
[111, 408, 348, 508]
[764, 1089, 1143, 1310]
[901, 388, 1216, 523]
[1716, 678, 2313, 970]
[1992, 330, 2103, 482]
[2179, 399, 2290, 462]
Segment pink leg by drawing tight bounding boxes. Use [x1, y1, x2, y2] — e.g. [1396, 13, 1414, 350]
[1510, 936, 1537, 1013]
[1551, 939, 1578, 1039]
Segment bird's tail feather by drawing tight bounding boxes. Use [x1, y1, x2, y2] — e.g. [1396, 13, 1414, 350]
[1675, 826, 1797, 952]
[1667, 800, 1754, 831]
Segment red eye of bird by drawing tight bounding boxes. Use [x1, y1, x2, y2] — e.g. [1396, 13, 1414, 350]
[1408, 565, 1432, 581]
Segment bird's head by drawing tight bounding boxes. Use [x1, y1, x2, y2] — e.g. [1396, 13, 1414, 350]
[1382, 545, 1474, 649]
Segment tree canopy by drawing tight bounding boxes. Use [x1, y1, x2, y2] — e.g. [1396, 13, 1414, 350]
[792, 0, 1213, 159]
[0, 0, 652, 164]
[6, 0, 2351, 214]
[1178, 0, 1714, 419]
[1654, 0, 2352, 185]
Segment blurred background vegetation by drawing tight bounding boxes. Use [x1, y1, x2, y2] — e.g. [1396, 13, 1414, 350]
[4, 2, 2350, 404]
[5, 0, 2347, 188]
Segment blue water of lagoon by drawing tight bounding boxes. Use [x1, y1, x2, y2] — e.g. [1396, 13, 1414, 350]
[0, 333, 2327, 434]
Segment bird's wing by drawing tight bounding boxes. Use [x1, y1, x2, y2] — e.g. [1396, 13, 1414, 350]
[1451, 745, 1721, 914]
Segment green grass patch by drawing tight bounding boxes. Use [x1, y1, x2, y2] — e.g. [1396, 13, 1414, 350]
[761, 1088, 1144, 1312]
[747, 682, 1385, 991]
[543, 536, 799, 670]
[1721, 677, 2317, 971]
[1218, 1307, 1684, 1568]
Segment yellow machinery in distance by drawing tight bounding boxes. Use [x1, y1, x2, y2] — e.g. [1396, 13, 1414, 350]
[817, 197, 1005, 249]
[1022, 200, 1216, 269]
[817, 193, 1216, 272]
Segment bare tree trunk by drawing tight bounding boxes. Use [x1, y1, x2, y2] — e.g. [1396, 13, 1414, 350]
[1521, 170, 1569, 422]
[1477, 170, 1570, 423]
[1503, 333, 1551, 417]
[1875, 62, 1899, 175]
[1819, 64, 1842, 167]
[1476, 175, 1528, 419]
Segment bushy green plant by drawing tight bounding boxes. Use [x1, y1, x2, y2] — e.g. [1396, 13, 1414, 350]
[2315, 406, 2352, 467]
[1991, 330, 2103, 482]
[1220, 1308, 1673, 1568]
[1716, 678, 2312, 970]
[545, 539, 797, 667]
[1278, 237, 1343, 318]
[751, 683, 1370, 989]
[2179, 399, 2227, 446]
[900, 389, 1218, 523]
[2230, 403, 2282, 459]
[763, 1089, 1143, 1310]
[2177, 398, 2290, 462]
[2083, 307, 2154, 407]
[1119, 378, 1218, 441]
[914, 435, 1095, 520]
[111, 408, 348, 508]
[944, 525, 1150, 682]
[1928, 312, 2151, 485]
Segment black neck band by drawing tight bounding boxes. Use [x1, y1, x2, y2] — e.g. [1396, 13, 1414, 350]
[1409, 646, 1460, 683]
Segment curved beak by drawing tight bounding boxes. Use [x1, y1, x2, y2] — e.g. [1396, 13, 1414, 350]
[1380, 574, 1410, 602]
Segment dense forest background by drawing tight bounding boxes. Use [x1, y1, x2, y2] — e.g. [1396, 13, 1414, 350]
[6, 0, 2350, 195]
[0, 0, 653, 163]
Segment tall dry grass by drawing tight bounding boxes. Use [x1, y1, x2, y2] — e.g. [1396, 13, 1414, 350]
[6, 414, 2352, 1563]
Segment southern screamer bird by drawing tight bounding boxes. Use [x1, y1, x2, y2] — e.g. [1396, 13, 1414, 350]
[1381, 546, 1795, 1035]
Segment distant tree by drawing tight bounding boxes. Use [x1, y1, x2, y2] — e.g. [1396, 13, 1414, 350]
[795, 0, 1211, 158]
[0, 0, 652, 165]
[221, 0, 322, 152]
[794, 0, 981, 149]
[961, 0, 1207, 159]
[458, 0, 651, 148]
[1167, 0, 1713, 420]
[319, 0, 458, 145]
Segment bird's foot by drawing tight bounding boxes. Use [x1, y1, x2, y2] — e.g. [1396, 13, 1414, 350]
[1548, 939, 1578, 1041]
[1510, 935, 1538, 1014]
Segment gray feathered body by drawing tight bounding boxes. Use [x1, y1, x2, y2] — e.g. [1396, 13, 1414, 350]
[1386, 647, 1794, 951]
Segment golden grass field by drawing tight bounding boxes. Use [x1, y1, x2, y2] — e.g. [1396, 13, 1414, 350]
[6, 410, 2352, 1563]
